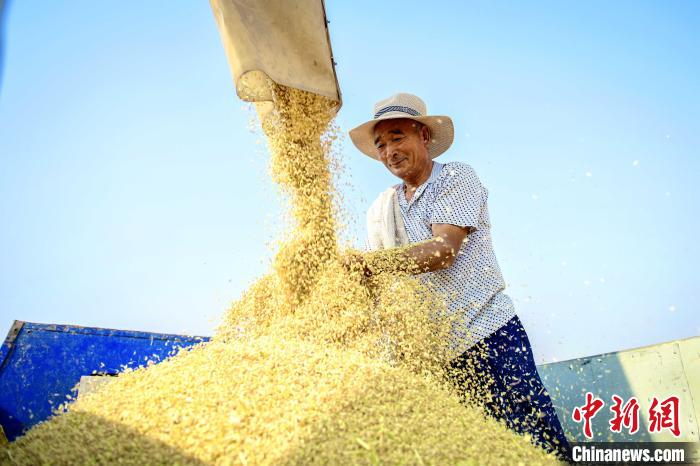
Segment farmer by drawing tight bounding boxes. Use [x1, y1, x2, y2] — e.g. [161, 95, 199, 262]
[347, 93, 572, 462]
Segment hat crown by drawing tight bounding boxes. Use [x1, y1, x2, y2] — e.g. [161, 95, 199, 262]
[373, 93, 426, 119]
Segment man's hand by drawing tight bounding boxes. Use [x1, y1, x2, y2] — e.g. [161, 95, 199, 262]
[341, 251, 373, 278]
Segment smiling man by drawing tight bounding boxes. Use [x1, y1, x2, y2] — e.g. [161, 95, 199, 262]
[348, 93, 572, 462]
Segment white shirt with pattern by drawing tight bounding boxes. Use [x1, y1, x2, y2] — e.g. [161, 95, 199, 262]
[391, 160, 516, 357]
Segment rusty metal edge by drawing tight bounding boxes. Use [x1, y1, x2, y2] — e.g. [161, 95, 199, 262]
[0, 320, 25, 373]
[320, 0, 342, 110]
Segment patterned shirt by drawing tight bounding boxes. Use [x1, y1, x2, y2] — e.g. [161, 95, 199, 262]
[394, 160, 516, 357]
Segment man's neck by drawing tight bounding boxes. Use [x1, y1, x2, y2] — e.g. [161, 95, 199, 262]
[403, 161, 433, 201]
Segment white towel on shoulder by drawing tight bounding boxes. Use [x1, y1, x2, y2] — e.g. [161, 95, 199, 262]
[366, 186, 410, 251]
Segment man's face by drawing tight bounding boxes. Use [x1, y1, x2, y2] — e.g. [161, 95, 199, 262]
[373, 118, 431, 181]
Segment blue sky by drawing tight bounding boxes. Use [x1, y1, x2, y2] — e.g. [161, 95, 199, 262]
[1, 1, 697, 363]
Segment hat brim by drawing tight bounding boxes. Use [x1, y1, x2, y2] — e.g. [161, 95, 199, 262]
[348, 113, 454, 160]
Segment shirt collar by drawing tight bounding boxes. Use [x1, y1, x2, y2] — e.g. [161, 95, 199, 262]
[399, 161, 444, 208]
[427, 161, 444, 184]
[401, 161, 443, 188]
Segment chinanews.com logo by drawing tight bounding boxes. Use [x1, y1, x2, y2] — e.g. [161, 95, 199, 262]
[570, 443, 688, 464]
[568, 392, 694, 464]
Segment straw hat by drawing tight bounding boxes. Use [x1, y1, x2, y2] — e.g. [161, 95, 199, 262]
[349, 93, 454, 160]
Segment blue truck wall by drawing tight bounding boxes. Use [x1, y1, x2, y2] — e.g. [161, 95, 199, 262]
[0, 321, 210, 441]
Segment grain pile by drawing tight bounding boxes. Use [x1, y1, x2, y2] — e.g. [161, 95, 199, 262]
[3, 85, 561, 465]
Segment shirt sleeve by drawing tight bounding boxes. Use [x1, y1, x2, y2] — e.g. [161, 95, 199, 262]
[430, 163, 484, 230]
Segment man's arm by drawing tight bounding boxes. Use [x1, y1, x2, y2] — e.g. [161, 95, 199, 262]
[354, 223, 472, 276]
[402, 223, 472, 272]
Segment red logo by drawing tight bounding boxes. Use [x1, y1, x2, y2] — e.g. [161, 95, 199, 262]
[572, 392, 605, 439]
[609, 395, 640, 434]
[648, 396, 681, 437]
[573, 393, 682, 438]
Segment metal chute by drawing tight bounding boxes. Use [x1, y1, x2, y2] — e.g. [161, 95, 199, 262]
[209, 0, 341, 120]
